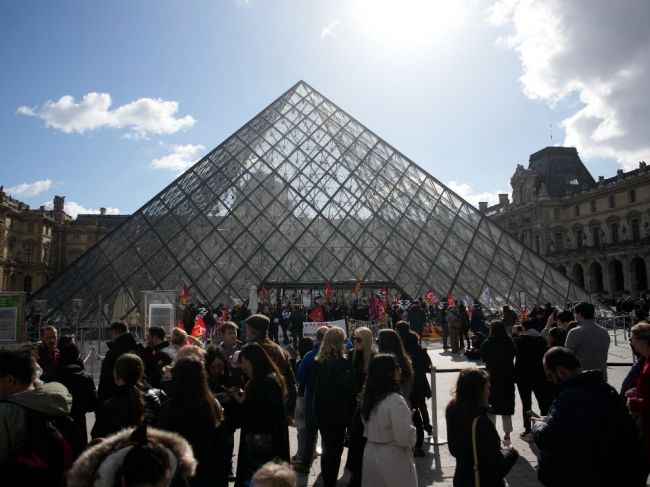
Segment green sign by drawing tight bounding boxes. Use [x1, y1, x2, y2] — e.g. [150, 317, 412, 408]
[0, 294, 23, 343]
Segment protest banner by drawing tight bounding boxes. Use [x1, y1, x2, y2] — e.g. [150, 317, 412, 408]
[303, 319, 347, 340]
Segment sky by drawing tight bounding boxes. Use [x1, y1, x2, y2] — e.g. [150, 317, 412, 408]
[1, 0, 648, 217]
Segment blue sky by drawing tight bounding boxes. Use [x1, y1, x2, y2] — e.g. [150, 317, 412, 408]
[1, 0, 648, 216]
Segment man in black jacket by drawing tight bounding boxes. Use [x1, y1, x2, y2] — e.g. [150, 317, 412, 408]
[533, 347, 645, 487]
[142, 326, 173, 388]
[407, 300, 427, 339]
[97, 321, 143, 405]
[513, 319, 551, 441]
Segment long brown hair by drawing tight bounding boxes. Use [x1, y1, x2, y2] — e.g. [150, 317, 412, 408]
[114, 353, 146, 423]
[238, 342, 287, 397]
[448, 367, 489, 421]
[377, 329, 413, 380]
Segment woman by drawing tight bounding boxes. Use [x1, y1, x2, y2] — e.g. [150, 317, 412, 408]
[359, 354, 417, 487]
[458, 303, 471, 351]
[157, 357, 228, 487]
[346, 327, 375, 486]
[228, 342, 290, 487]
[313, 327, 356, 487]
[627, 322, 650, 472]
[446, 368, 518, 487]
[42, 336, 96, 445]
[92, 353, 162, 439]
[205, 345, 232, 394]
[377, 329, 414, 404]
[479, 321, 516, 443]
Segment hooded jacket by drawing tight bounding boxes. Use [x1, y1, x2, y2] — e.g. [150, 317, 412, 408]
[97, 332, 143, 404]
[0, 381, 72, 467]
[67, 427, 196, 487]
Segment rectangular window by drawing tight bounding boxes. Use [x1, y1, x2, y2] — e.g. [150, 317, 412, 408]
[609, 195, 616, 208]
[591, 200, 596, 213]
[631, 189, 637, 203]
[554, 208, 560, 219]
[611, 223, 619, 244]
[592, 227, 600, 248]
[575, 205, 580, 217]
[24, 245, 33, 263]
[554, 232, 563, 251]
[632, 218, 640, 241]
[27, 222, 34, 232]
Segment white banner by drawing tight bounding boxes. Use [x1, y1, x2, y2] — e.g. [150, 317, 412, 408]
[303, 319, 347, 340]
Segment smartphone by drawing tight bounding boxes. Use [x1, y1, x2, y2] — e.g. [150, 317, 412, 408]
[526, 410, 540, 419]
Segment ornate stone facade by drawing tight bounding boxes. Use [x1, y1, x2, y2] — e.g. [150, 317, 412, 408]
[0, 187, 128, 296]
[482, 147, 650, 298]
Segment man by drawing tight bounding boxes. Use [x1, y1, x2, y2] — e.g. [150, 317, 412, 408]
[289, 304, 305, 350]
[141, 326, 173, 388]
[293, 325, 329, 474]
[529, 302, 546, 331]
[407, 300, 427, 339]
[0, 349, 74, 480]
[556, 310, 574, 330]
[245, 314, 298, 416]
[513, 319, 552, 441]
[97, 321, 143, 404]
[37, 325, 59, 375]
[444, 304, 461, 353]
[502, 305, 517, 335]
[565, 301, 610, 382]
[219, 321, 243, 357]
[532, 347, 644, 487]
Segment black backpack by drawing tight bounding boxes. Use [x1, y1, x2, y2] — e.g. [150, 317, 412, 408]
[1, 401, 84, 487]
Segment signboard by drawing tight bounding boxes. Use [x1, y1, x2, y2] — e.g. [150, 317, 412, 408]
[0, 293, 25, 343]
[303, 319, 347, 340]
[141, 290, 177, 335]
[148, 304, 174, 329]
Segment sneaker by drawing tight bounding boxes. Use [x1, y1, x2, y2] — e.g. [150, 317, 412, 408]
[503, 434, 511, 445]
[290, 454, 302, 464]
[293, 463, 311, 475]
[520, 432, 534, 442]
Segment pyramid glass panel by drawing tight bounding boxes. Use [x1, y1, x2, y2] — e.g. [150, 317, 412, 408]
[29, 81, 590, 322]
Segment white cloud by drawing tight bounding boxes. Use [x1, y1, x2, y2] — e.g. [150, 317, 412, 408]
[489, 0, 650, 169]
[42, 200, 121, 218]
[236, 0, 253, 6]
[6, 179, 53, 197]
[149, 144, 206, 173]
[447, 180, 508, 207]
[321, 19, 341, 39]
[17, 93, 196, 138]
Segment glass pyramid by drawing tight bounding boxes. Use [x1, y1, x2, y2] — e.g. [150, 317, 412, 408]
[29, 81, 589, 323]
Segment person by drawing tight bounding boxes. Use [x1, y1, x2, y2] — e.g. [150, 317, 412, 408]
[37, 325, 59, 374]
[626, 322, 650, 473]
[470, 302, 486, 335]
[157, 357, 229, 487]
[228, 343, 289, 487]
[142, 325, 174, 388]
[533, 347, 645, 487]
[359, 354, 417, 487]
[445, 305, 461, 354]
[92, 353, 163, 439]
[170, 327, 189, 360]
[67, 424, 197, 487]
[501, 305, 517, 336]
[97, 321, 143, 404]
[345, 326, 375, 485]
[290, 304, 305, 350]
[480, 321, 516, 443]
[446, 368, 519, 487]
[0, 349, 80, 486]
[220, 321, 243, 357]
[293, 326, 329, 475]
[377, 329, 414, 403]
[556, 310, 574, 330]
[245, 314, 298, 417]
[252, 461, 297, 487]
[458, 302, 471, 350]
[42, 336, 97, 445]
[513, 319, 552, 441]
[565, 301, 610, 382]
[548, 326, 567, 347]
[407, 301, 426, 339]
[313, 327, 356, 487]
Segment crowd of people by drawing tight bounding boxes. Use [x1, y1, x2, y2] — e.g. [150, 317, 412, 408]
[2, 295, 650, 487]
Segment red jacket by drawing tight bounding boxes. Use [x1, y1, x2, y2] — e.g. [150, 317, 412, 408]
[628, 360, 650, 462]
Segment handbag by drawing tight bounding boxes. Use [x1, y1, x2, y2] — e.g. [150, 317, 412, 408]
[471, 416, 480, 487]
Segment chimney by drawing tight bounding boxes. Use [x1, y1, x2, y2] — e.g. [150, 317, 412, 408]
[478, 202, 488, 212]
[498, 194, 509, 206]
[100, 207, 107, 215]
[53, 195, 65, 211]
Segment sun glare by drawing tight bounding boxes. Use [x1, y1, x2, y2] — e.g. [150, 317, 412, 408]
[353, 0, 467, 48]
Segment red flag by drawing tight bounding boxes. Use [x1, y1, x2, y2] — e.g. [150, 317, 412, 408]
[176, 321, 184, 329]
[308, 305, 325, 322]
[191, 314, 206, 338]
[325, 282, 332, 303]
[447, 292, 454, 307]
[424, 288, 436, 305]
[180, 285, 189, 306]
[519, 307, 529, 323]
[354, 279, 361, 296]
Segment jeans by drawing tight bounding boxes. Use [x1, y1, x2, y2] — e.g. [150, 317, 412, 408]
[449, 327, 460, 353]
[517, 380, 552, 432]
[300, 408, 318, 467]
[441, 323, 449, 347]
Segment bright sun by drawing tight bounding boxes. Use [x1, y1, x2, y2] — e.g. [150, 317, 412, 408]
[353, 0, 467, 48]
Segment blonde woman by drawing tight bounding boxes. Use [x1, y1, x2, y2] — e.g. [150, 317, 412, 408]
[313, 327, 356, 487]
[346, 327, 375, 486]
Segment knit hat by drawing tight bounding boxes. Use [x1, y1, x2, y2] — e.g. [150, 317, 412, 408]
[245, 314, 270, 334]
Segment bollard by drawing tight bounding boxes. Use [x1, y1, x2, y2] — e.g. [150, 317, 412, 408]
[425, 366, 447, 445]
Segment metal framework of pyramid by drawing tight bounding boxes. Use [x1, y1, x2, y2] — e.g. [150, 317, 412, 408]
[30, 81, 590, 323]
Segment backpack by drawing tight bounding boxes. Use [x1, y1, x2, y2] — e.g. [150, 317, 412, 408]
[1, 401, 84, 487]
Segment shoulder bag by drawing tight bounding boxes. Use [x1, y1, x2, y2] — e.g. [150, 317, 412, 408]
[471, 416, 480, 487]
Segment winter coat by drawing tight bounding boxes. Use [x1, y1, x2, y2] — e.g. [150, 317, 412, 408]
[513, 332, 548, 385]
[407, 305, 427, 335]
[480, 334, 516, 415]
[229, 375, 289, 487]
[627, 359, 650, 463]
[313, 355, 356, 427]
[446, 402, 518, 487]
[42, 362, 96, 442]
[533, 370, 645, 487]
[67, 426, 196, 487]
[37, 343, 59, 375]
[252, 337, 298, 416]
[157, 399, 230, 487]
[97, 332, 143, 404]
[142, 341, 174, 388]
